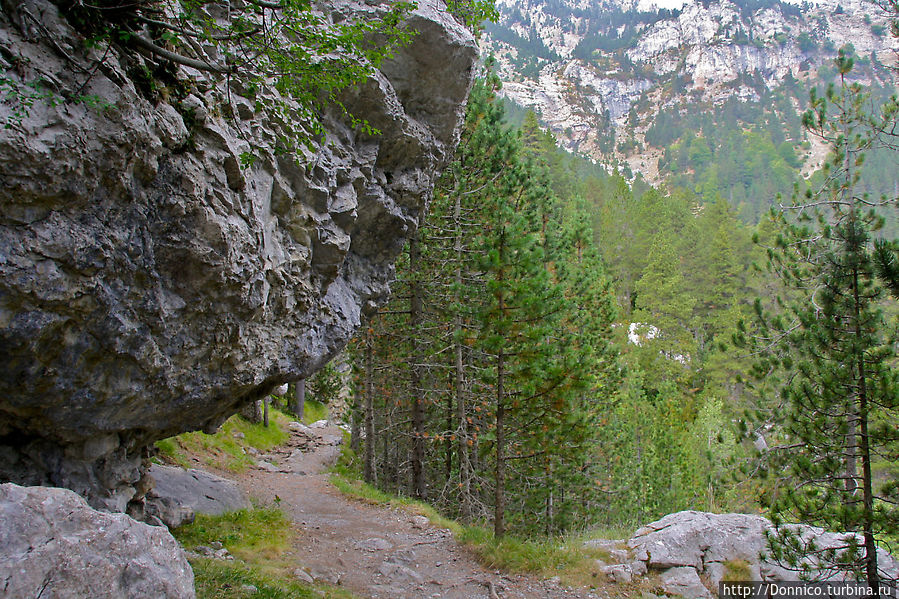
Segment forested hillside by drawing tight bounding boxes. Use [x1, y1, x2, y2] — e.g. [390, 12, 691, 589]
[342, 4, 899, 589]
[344, 72, 769, 537]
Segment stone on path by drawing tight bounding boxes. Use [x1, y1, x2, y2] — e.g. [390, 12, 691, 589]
[355, 537, 393, 551]
[379, 561, 424, 584]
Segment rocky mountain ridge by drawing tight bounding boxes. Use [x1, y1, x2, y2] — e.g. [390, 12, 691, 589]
[482, 0, 897, 179]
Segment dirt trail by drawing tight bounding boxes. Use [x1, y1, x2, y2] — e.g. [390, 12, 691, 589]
[232, 423, 602, 599]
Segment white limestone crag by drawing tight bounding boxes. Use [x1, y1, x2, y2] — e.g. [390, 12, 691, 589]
[593, 511, 899, 598]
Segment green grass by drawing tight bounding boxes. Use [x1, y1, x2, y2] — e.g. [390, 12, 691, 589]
[583, 524, 638, 543]
[154, 409, 291, 473]
[174, 508, 355, 599]
[155, 437, 190, 469]
[191, 559, 320, 599]
[723, 559, 752, 582]
[174, 508, 291, 562]
[301, 400, 328, 425]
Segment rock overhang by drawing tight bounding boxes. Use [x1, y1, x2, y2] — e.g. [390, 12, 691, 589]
[0, 0, 477, 511]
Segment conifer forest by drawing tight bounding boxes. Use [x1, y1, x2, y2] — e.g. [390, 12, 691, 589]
[343, 10, 899, 587]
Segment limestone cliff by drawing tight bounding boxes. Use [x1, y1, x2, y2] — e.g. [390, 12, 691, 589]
[481, 0, 897, 179]
[0, 0, 477, 511]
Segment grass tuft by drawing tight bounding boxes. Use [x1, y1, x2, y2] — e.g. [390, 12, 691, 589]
[174, 508, 291, 562]
[723, 558, 752, 581]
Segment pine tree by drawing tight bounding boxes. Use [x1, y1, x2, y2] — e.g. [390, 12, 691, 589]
[743, 53, 899, 588]
[632, 232, 697, 384]
[347, 69, 621, 539]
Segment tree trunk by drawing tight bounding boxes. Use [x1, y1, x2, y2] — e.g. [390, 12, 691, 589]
[494, 232, 507, 539]
[445, 385, 453, 484]
[363, 329, 375, 485]
[296, 379, 305, 422]
[545, 461, 553, 537]
[853, 257, 879, 592]
[409, 231, 426, 500]
[287, 382, 296, 416]
[263, 397, 269, 428]
[350, 396, 361, 455]
[494, 348, 506, 539]
[453, 190, 474, 520]
[456, 337, 473, 520]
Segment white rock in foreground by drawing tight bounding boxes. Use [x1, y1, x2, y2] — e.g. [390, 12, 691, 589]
[591, 511, 899, 597]
[0, 483, 195, 599]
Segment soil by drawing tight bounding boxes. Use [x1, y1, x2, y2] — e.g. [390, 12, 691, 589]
[229, 422, 608, 599]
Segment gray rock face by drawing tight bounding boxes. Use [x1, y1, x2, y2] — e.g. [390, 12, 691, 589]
[629, 511, 770, 572]
[144, 464, 251, 529]
[661, 566, 713, 599]
[627, 511, 899, 586]
[593, 511, 899, 597]
[0, 482, 194, 599]
[0, 0, 476, 510]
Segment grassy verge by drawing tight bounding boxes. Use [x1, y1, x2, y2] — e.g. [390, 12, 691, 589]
[174, 508, 353, 599]
[175, 508, 291, 563]
[301, 399, 328, 425]
[328, 443, 618, 592]
[154, 408, 292, 473]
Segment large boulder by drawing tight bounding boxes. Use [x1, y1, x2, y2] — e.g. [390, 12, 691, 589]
[0, 482, 194, 599]
[0, 0, 477, 510]
[627, 511, 899, 587]
[593, 511, 899, 597]
[628, 511, 769, 573]
[143, 464, 251, 529]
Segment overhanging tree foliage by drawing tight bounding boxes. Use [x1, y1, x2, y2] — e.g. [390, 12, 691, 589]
[5, 0, 496, 152]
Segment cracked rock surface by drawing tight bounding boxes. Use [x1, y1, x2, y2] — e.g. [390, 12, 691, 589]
[0, 482, 194, 599]
[0, 0, 476, 510]
[591, 511, 899, 598]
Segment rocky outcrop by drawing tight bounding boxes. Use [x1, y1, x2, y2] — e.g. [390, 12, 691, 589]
[0, 482, 194, 599]
[593, 511, 899, 598]
[0, 0, 477, 510]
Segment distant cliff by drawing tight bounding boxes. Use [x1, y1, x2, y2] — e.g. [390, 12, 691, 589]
[0, 0, 476, 512]
[481, 0, 896, 181]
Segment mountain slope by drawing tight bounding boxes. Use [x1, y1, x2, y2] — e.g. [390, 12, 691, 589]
[482, 0, 897, 212]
